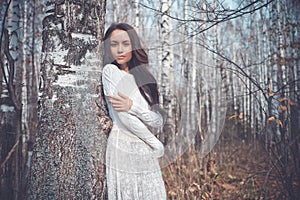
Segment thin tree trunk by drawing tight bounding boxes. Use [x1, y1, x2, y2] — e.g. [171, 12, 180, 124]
[134, 0, 139, 28]
[160, 0, 175, 144]
[158, 0, 181, 168]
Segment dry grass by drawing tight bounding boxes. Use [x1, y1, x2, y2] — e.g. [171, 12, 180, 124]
[162, 137, 288, 200]
[162, 149, 218, 199]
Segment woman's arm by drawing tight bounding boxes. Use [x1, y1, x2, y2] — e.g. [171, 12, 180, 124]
[117, 112, 164, 157]
[102, 64, 164, 157]
[107, 92, 164, 129]
[129, 100, 164, 128]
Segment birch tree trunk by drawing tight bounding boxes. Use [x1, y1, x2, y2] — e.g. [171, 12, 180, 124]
[159, 0, 180, 166]
[134, 0, 139, 28]
[181, 0, 190, 148]
[160, 0, 175, 145]
[26, 0, 108, 199]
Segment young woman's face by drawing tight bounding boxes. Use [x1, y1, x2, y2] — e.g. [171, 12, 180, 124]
[109, 29, 132, 69]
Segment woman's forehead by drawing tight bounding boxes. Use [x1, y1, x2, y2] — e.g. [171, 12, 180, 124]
[110, 29, 130, 41]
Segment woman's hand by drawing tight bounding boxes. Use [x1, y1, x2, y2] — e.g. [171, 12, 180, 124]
[107, 92, 133, 112]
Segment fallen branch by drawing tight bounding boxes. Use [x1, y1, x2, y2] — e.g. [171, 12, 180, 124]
[1, 139, 20, 169]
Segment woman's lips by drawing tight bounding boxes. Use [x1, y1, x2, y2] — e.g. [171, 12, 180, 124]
[117, 56, 126, 59]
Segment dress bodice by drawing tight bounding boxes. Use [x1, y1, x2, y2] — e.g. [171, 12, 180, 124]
[102, 64, 164, 158]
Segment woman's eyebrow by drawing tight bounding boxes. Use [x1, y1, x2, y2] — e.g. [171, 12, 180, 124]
[110, 39, 130, 43]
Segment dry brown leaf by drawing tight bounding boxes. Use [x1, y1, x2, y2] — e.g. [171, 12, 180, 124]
[168, 190, 177, 196]
[268, 116, 275, 122]
[280, 97, 289, 102]
[239, 112, 244, 120]
[188, 186, 196, 192]
[220, 183, 236, 190]
[277, 119, 283, 128]
[280, 105, 287, 112]
[288, 100, 294, 106]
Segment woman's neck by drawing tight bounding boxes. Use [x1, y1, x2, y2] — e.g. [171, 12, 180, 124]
[120, 64, 129, 72]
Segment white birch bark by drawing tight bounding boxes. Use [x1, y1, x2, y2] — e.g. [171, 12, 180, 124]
[134, 0, 139, 28]
[183, 0, 190, 145]
[160, 0, 175, 143]
[27, 0, 108, 199]
[190, 0, 200, 147]
[112, 0, 118, 22]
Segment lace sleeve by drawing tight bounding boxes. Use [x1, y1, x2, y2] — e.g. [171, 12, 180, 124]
[102, 64, 164, 157]
[128, 101, 164, 129]
[118, 112, 164, 157]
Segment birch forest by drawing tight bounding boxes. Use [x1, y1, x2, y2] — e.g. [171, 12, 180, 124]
[1, 0, 299, 199]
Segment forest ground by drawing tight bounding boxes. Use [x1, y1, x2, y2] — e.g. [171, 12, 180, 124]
[162, 121, 289, 200]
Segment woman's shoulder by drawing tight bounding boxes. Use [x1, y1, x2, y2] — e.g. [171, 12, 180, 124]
[102, 64, 124, 78]
[102, 64, 120, 73]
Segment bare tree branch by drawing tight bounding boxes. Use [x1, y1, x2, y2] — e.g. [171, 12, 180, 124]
[0, 137, 20, 169]
[137, 0, 274, 26]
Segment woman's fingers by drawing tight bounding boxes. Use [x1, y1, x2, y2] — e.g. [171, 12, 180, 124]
[107, 93, 128, 102]
[117, 92, 128, 99]
[108, 99, 121, 106]
[106, 95, 121, 101]
[106, 93, 131, 111]
[107, 95, 123, 106]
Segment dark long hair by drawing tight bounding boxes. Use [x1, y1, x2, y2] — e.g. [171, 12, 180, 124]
[103, 23, 159, 106]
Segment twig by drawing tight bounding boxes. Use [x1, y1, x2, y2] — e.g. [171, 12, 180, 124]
[1, 139, 20, 169]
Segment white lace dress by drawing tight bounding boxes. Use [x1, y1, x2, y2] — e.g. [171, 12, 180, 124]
[102, 64, 166, 200]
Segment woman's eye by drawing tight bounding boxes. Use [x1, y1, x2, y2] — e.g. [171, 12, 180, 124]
[110, 43, 118, 47]
[123, 42, 130, 46]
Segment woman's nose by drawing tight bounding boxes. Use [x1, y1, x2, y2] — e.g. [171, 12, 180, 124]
[117, 45, 124, 53]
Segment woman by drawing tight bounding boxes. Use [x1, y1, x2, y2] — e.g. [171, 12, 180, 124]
[101, 23, 166, 199]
